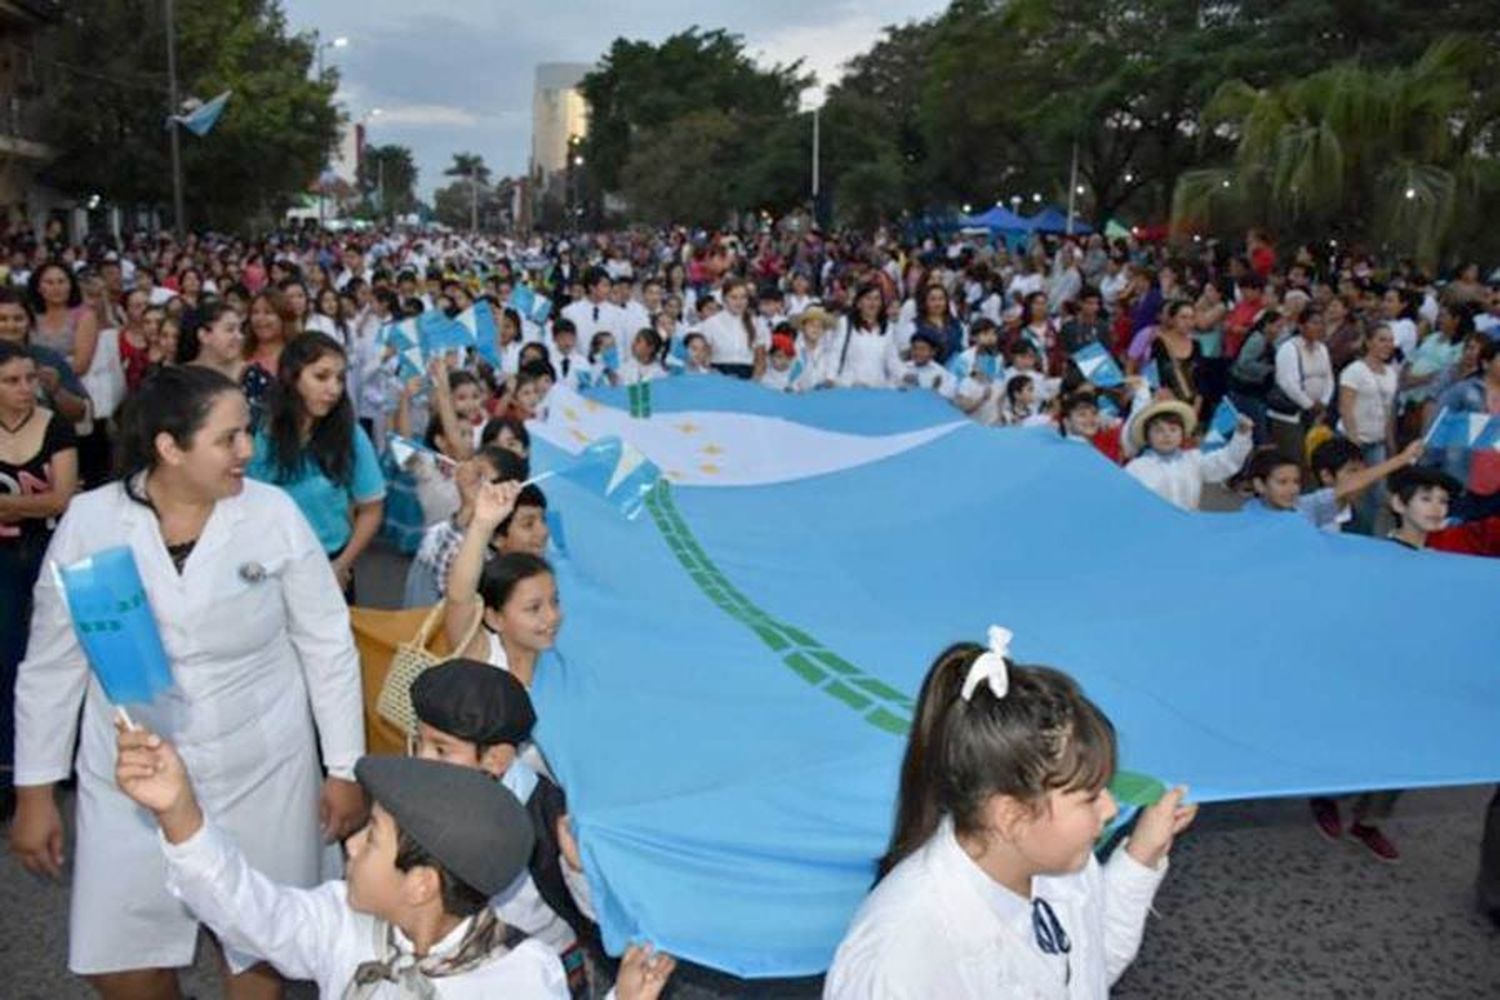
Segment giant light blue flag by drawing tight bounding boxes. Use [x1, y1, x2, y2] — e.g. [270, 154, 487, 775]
[521, 380, 1500, 978]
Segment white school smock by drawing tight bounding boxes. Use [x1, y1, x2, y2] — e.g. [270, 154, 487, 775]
[899, 360, 957, 399]
[1124, 430, 1252, 511]
[700, 310, 770, 367]
[15, 478, 365, 974]
[824, 817, 1165, 1000]
[617, 357, 668, 385]
[161, 819, 569, 998]
[831, 319, 902, 389]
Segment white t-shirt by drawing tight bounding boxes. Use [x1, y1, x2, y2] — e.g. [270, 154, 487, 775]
[1389, 317, 1419, 360]
[699, 310, 769, 366]
[1338, 359, 1397, 445]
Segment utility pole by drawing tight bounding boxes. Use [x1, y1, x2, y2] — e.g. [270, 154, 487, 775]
[470, 168, 478, 233]
[164, 0, 185, 239]
[1066, 139, 1080, 236]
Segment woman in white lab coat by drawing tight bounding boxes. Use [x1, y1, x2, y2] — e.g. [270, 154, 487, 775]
[825, 630, 1197, 999]
[9, 366, 367, 1000]
[830, 282, 903, 389]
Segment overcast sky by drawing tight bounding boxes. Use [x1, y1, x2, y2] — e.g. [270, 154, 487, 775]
[280, 1, 944, 199]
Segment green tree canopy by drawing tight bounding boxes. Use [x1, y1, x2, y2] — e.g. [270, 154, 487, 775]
[42, 0, 340, 232]
[360, 144, 418, 218]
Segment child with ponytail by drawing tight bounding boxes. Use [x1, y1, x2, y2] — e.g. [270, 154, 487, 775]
[826, 628, 1196, 998]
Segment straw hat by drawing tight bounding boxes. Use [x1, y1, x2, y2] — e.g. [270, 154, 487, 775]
[796, 305, 832, 331]
[1129, 398, 1198, 452]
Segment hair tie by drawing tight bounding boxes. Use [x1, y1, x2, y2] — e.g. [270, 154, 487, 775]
[960, 626, 1013, 702]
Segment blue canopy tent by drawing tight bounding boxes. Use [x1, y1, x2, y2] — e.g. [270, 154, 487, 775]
[959, 205, 1033, 252]
[1026, 204, 1094, 235]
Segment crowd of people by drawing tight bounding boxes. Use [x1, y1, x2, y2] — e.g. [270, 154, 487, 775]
[1, 216, 1498, 997]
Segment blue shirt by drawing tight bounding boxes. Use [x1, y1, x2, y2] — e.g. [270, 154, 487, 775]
[247, 424, 386, 554]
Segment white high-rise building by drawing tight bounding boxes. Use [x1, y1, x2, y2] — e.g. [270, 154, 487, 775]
[530, 62, 591, 181]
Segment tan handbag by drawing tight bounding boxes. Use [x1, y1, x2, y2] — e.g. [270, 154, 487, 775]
[374, 600, 484, 737]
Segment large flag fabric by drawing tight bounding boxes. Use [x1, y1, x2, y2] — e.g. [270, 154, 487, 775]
[170, 90, 231, 136]
[521, 380, 1500, 977]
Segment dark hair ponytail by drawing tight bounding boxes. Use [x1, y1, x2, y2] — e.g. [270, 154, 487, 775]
[878, 642, 1117, 879]
[175, 298, 238, 365]
[114, 366, 241, 504]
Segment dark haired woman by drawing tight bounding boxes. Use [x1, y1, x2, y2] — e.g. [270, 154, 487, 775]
[246, 332, 385, 596]
[10, 366, 365, 999]
[0, 340, 77, 820]
[699, 277, 767, 380]
[28, 259, 99, 377]
[826, 629, 1195, 997]
[176, 298, 245, 381]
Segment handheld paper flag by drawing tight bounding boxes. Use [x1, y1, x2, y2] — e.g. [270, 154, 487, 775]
[1141, 358, 1161, 390]
[976, 353, 1000, 380]
[1072, 342, 1125, 388]
[418, 310, 475, 358]
[602, 345, 621, 374]
[1200, 396, 1240, 452]
[1423, 407, 1500, 451]
[388, 434, 456, 470]
[787, 357, 805, 388]
[380, 318, 426, 380]
[556, 436, 662, 520]
[56, 547, 173, 706]
[170, 90, 231, 137]
[668, 335, 688, 364]
[458, 301, 501, 367]
[509, 285, 553, 326]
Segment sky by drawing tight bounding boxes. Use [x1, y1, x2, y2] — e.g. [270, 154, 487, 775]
[280, 1, 945, 200]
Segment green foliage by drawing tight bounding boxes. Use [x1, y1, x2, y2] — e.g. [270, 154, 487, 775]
[42, 0, 340, 232]
[1174, 36, 1499, 265]
[359, 144, 418, 218]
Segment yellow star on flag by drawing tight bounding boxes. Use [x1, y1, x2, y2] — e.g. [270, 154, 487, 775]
[675, 421, 699, 434]
[563, 406, 579, 422]
[569, 428, 592, 444]
[701, 444, 724, 456]
[699, 463, 721, 475]
[585, 400, 602, 412]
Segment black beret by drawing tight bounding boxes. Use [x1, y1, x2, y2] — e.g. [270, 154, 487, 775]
[410, 660, 536, 748]
[355, 755, 534, 897]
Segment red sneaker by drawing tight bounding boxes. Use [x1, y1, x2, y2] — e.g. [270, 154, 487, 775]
[1309, 797, 1342, 841]
[1348, 822, 1400, 862]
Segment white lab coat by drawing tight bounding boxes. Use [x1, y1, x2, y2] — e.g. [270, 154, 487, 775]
[825, 818, 1165, 1000]
[15, 478, 366, 974]
[162, 819, 569, 998]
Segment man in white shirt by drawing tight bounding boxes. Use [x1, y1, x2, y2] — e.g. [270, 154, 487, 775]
[560, 269, 626, 350]
[611, 277, 651, 338]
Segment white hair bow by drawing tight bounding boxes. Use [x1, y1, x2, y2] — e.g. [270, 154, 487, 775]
[960, 626, 1013, 702]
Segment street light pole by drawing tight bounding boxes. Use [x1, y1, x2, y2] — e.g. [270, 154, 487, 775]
[164, 0, 185, 239]
[811, 106, 821, 201]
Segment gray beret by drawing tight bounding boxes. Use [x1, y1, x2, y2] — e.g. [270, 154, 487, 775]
[355, 755, 534, 897]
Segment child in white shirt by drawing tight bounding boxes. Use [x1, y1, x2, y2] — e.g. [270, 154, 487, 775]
[759, 329, 801, 392]
[1125, 399, 1253, 510]
[827, 629, 1194, 999]
[898, 332, 957, 399]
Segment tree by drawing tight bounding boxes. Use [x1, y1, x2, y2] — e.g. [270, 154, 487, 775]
[444, 152, 491, 186]
[359, 144, 418, 219]
[619, 111, 741, 226]
[41, 0, 340, 231]
[579, 27, 812, 200]
[1174, 36, 1500, 266]
[440, 153, 491, 231]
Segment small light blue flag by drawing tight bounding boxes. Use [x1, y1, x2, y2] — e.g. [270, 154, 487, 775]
[1072, 342, 1124, 388]
[387, 434, 456, 470]
[418, 309, 475, 358]
[1142, 358, 1161, 390]
[170, 90, 231, 137]
[554, 436, 663, 520]
[1097, 394, 1121, 419]
[509, 285, 553, 326]
[56, 547, 174, 707]
[602, 345, 621, 374]
[380, 318, 425, 380]
[668, 335, 688, 364]
[459, 301, 501, 367]
[976, 353, 1000, 379]
[787, 357, 805, 388]
[1424, 407, 1500, 451]
[1200, 396, 1240, 452]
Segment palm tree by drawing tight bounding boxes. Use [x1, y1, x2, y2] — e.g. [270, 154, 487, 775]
[1173, 36, 1496, 266]
[444, 153, 491, 231]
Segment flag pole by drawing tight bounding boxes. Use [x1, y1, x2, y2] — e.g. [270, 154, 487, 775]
[164, 0, 186, 239]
